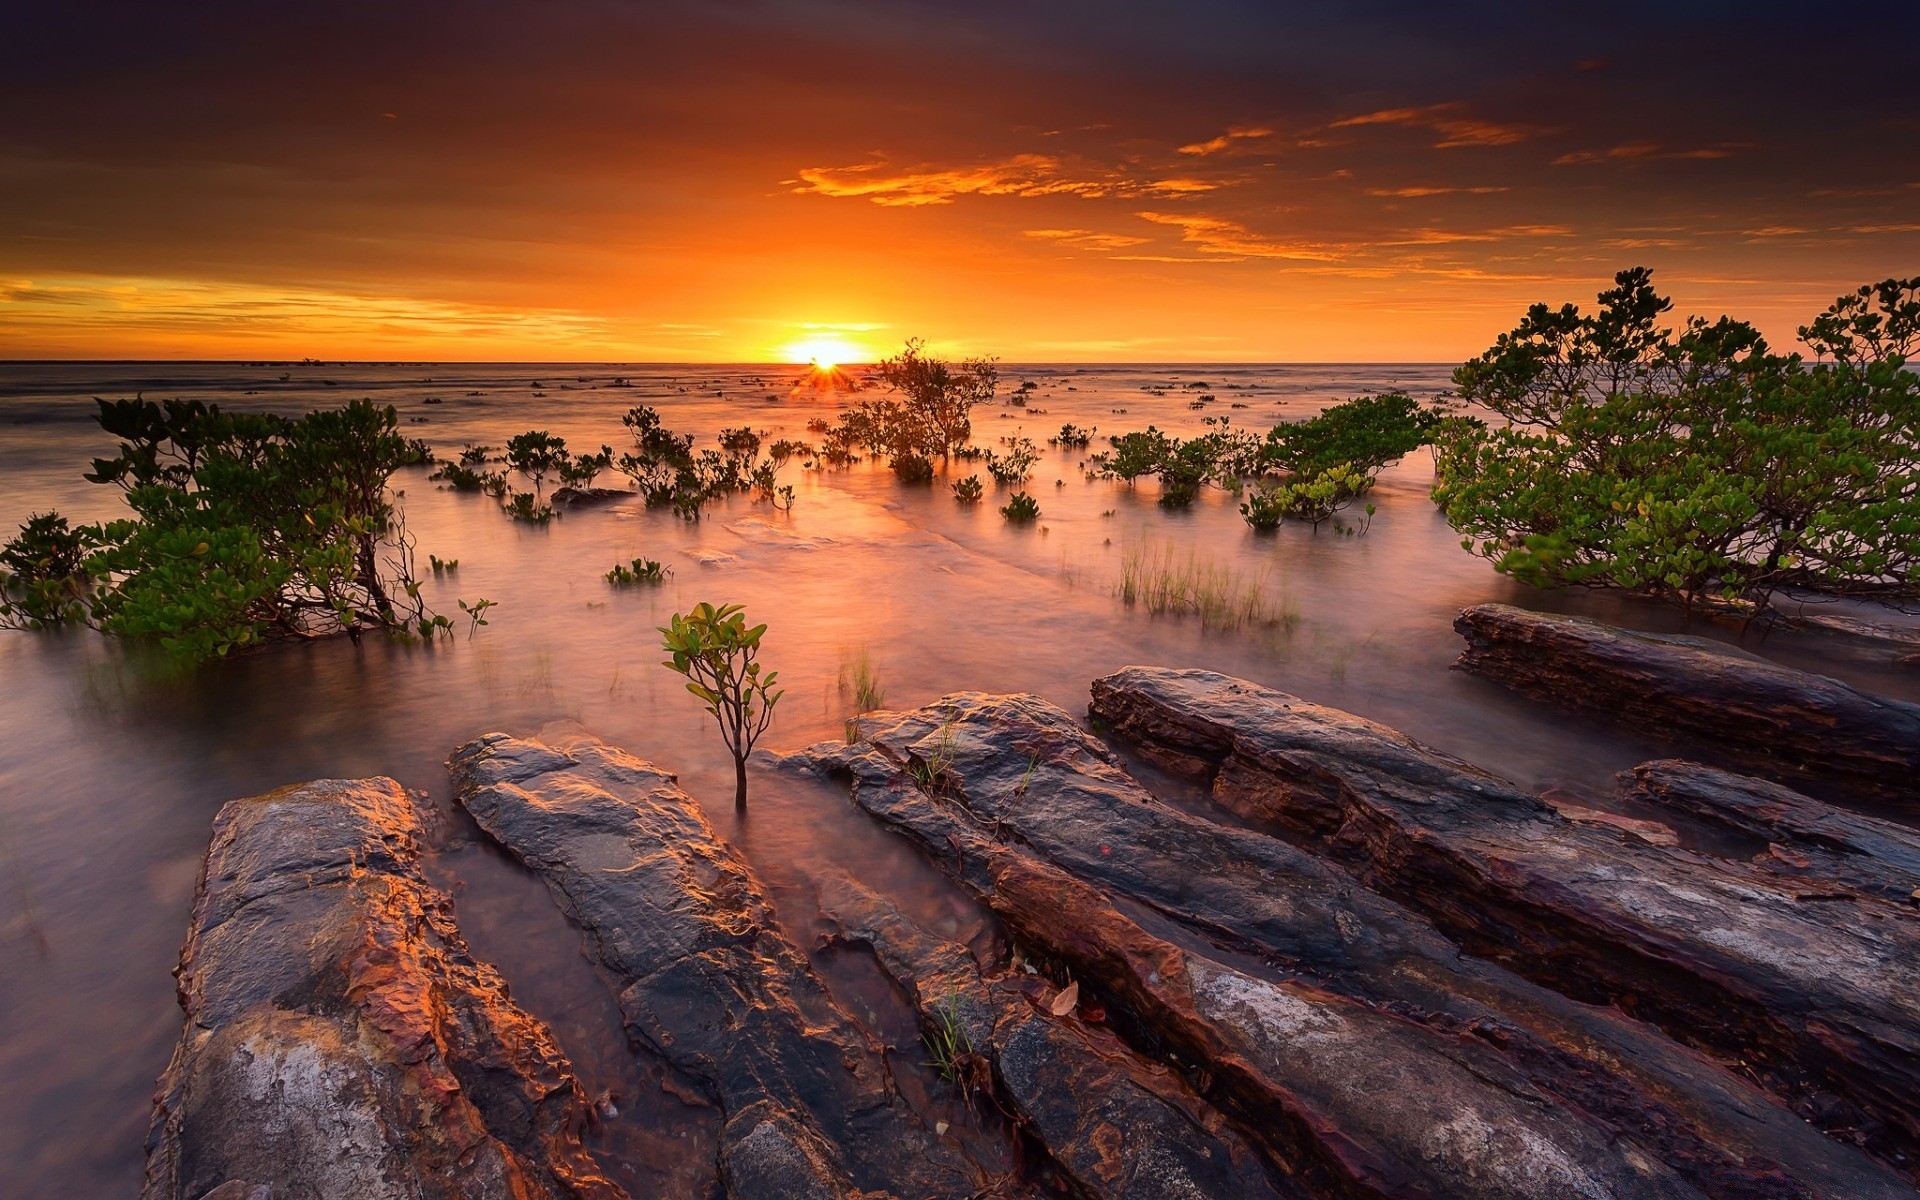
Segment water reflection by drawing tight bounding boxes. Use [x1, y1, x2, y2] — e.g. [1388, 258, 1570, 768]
[1, 362, 1914, 1195]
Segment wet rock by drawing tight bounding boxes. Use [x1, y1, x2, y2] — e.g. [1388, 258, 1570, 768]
[448, 731, 981, 1199]
[798, 740, 1707, 1199]
[1773, 607, 1920, 668]
[788, 695, 1918, 1198]
[550, 485, 629, 507]
[1090, 665, 1920, 1172]
[1452, 603, 1920, 803]
[143, 778, 623, 1200]
[815, 869, 1295, 1200]
[1625, 759, 1920, 902]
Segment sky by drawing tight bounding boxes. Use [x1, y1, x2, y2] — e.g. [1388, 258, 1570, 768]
[2, 0, 1917, 362]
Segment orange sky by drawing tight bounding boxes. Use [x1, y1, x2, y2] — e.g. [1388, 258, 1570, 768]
[3, 2, 1916, 362]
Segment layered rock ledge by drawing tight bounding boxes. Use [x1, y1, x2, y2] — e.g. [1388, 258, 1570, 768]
[786, 692, 1917, 1198]
[1452, 603, 1920, 803]
[1089, 665, 1920, 1170]
[449, 730, 988, 1200]
[143, 777, 623, 1200]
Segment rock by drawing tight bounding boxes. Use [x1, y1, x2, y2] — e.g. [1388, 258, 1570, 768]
[815, 870, 1294, 1200]
[1452, 603, 1920, 803]
[791, 696, 1917, 1198]
[550, 486, 630, 507]
[1625, 759, 1920, 902]
[143, 778, 623, 1200]
[1542, 797, 1681, 846]
[447, 731, 984, 1200]
[1090, 665, 1920, 1173]
[1774, 607, 1920, 667]
[800, 738, 1710, 1199]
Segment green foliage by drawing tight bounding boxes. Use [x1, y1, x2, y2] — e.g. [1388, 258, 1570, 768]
[504, 492, 556, 523]
[614, 406, 786, 518]
[920, 992, 984, 1102]
[12, 396, 454, 663]
[1051, 423, 1095, 448]
[1433, 268, 1920, 614]
[1263, 392, 1439, 478]
[875, 337, 998, 457]
[1239, 486, 1287, 532]
[891, 452, 934, 484]
[606, 557, 671, 586]
[659, 602, 784, 808]
[559, 444, 614, 488]
[0, 513, 92, 629]
[458, 596, 496, 637]
[1252, 464, 1375, 533]
[505, 430, 570, 493]
[986, 437, 1039, 485]
[1000, 491, 1041, 523]
[1097, 428, 1170, 486]
[952, 474, 985, 504]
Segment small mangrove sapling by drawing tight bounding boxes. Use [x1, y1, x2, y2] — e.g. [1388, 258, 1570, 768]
[660, 602, 784, 809]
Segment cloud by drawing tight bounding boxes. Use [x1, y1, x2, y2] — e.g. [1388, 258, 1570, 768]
[1364, 186, 1510, 197]
[790, 155, 1223, 206]
[1329, 104, 1537, 148]
[1554, 144, 1739, 166]
[1177, 126, 1274, 156]
[1023, 228, 1152, 250]
[1133, 212, 1338, 261]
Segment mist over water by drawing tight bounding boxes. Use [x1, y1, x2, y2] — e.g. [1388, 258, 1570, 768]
[2, 362, 1915, 1196]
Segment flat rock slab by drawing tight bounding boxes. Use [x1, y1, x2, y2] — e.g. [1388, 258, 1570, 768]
[143, 777, 623, 1200]
[1089, 665, 1920, 1170]
[1625, 759, 1920, 903]
[1452, 603, 1920, 803]
[815, 869, 1296, 1200]
[449, 731, 981, 1200]
[787, 696, 1918, 1198]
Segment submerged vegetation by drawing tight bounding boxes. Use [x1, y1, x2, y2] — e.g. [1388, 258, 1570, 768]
[1115, 542, 1289, 631]
[606, 557, 671, 586]
[1434, 269, 1920, 617]
[0, 397, 462, 662]
[660, 602, 783, 809]
[1000, 491, 1041, 523]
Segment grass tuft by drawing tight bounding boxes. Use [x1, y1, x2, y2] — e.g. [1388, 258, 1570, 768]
[1115, 541, 1288, 631]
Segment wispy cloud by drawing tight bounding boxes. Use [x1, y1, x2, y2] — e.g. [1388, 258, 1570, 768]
[1364, 185, 1510, 197]
[1023, 228, 1152, 250]
[1329, 104, 1538, 148]
[1554, 144, 1739, 166]
[1177, 126, 1274, 156]
[789, 155, 1220, 206]
[1133, 212, 1338, 261]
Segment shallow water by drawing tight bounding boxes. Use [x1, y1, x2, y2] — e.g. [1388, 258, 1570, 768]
[1, 361, 1915, 1195]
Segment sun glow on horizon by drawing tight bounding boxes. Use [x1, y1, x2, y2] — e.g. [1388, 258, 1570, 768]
[781, 333, 869, 369]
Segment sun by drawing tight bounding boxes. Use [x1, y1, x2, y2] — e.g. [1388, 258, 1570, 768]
[781, 334, 865, 369]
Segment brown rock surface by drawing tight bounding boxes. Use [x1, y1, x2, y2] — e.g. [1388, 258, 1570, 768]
[815, 868, 1297, 1200]
[786, 694, 1919, 1198]
[142, 777, 623, 1200]
[1452, 603, 1920, 802]
[449, 730, 988, 1200]
[1090, 665, 1920, 1171]
[1625, 758, 1920, 902]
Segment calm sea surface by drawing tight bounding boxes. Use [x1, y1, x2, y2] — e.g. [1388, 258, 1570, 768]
[2, 361, 1915, 1195]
